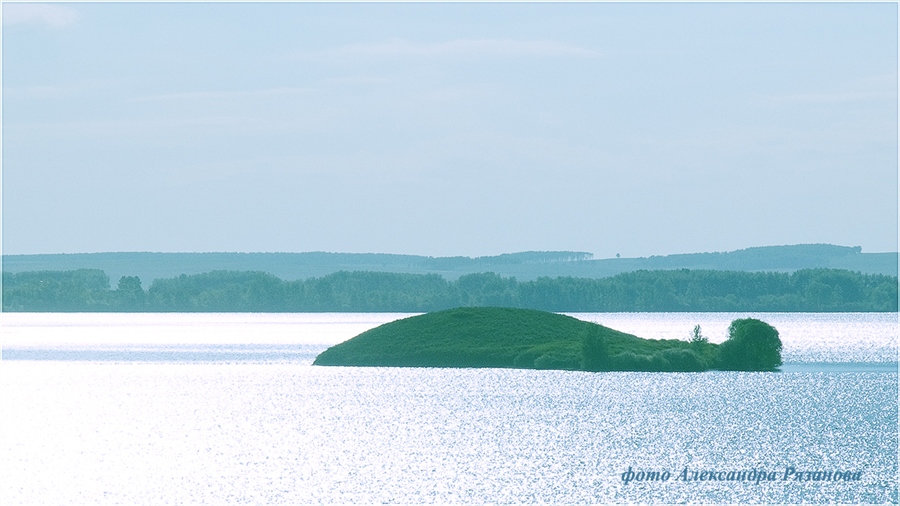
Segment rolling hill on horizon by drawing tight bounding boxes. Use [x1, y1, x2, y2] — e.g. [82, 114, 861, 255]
[2, 244, 895, 287]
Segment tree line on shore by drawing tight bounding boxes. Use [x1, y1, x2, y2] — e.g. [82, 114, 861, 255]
[2, 267, 896, 312]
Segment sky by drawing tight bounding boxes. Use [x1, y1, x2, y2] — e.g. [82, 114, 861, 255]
[2, 2, 897, 258]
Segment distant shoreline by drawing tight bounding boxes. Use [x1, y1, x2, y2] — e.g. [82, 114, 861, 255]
[3, 245, 897, 283]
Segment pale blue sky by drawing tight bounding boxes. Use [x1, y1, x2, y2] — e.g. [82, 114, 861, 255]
[2, 2, 897, 257]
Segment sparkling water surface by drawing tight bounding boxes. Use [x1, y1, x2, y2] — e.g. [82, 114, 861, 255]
[2, 313, 897, 504]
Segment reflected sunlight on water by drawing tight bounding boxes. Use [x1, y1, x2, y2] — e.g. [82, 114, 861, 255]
[1, 313, 897, 504]
[2, 363, 896, 504]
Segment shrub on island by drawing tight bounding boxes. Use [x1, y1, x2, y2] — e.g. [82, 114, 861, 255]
[581, 333, 713, 372]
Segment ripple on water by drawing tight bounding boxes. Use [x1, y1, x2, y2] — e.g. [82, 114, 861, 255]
[2, 362, 896, 504]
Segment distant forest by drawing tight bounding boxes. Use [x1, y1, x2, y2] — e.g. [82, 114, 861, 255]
[3, 268, 896, 312]
[3, 244, 896, 286]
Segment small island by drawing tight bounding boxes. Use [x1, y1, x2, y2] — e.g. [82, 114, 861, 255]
[313, 307, 782, 372]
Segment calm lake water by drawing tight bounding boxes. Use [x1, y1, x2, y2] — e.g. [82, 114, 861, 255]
[2, 312, 897, 504]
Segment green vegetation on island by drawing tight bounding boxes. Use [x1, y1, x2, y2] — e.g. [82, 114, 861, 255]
[313, 307, 783, 372]
[2, 267, 896, 312]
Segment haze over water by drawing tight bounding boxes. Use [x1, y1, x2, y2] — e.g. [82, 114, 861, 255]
[3, 312, 896, 364]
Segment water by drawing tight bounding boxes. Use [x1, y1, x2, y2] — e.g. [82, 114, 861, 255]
[2, 312, 897, 504]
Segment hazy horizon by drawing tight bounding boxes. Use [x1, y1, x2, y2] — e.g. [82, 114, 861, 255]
[3, 243, 897, 260]
[3, 3, 897, 258]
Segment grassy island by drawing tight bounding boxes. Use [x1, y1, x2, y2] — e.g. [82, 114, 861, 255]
[312, 307, 782, 372]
